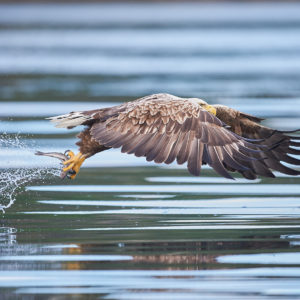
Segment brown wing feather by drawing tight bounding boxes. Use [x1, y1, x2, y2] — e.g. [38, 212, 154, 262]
[89, 94, 266, 178]
[187, 140, 203, 176]
[214, 104, 300, 177]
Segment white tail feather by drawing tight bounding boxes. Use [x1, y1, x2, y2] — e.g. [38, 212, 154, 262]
[47, 112, 92, 128]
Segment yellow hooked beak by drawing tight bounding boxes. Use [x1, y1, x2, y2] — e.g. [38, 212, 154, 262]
[203, 104, 217, 116]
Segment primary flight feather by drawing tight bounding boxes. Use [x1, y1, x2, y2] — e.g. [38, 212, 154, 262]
[38, 93, 300, 180]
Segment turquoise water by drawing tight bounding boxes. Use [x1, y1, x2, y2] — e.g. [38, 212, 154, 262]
[1, 2, 300, 299]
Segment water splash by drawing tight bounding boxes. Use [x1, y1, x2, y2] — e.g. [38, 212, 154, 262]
[0, 133, 60, 211]
[0, 132, 27, 149]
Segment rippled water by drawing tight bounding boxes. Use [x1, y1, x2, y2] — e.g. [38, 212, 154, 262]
[1, 2, 300, 300]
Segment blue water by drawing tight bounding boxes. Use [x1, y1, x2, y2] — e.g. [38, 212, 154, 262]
[1, 2, 300, 300]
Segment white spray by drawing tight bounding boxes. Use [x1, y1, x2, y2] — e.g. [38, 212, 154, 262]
[0, 133, 60, 212]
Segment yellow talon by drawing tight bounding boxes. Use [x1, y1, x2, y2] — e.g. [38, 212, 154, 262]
[72, 156, 85, 174]
[66, 150, 75, 159]
[63, 164, 73, 172]
[62, 152, 86, 179]
[70, 173, 77, 180]
[63, 151, 78, 166]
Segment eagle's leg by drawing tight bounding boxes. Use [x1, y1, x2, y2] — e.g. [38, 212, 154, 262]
[61, 127, 110, 179]
[63, 151, 86, 179]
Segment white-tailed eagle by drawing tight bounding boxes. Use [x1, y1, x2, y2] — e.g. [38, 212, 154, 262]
[37, 93, 300, 180]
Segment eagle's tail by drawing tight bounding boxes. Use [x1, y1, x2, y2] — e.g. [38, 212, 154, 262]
[47, 112, 92, 129]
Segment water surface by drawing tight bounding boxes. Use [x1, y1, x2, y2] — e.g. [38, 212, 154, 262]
[1, 2, 300, 300]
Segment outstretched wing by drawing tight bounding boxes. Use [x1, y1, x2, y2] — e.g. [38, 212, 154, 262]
[214, 105, 300, 179]
[89, 94, 263, 179]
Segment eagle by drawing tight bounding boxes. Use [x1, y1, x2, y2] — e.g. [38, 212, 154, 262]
[41, 93, 300, 180]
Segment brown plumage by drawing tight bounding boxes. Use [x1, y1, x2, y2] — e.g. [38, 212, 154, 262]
[46, 93, 300, 180]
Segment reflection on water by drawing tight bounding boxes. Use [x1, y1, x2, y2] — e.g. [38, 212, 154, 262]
[217, 252, 300, 265]
[0, 227, 17, 244]
[0, 255, 133, 262]
[145, 176, 261, 183]
[27, 184, 300, 195]
[38, 197, 300, 208]
[1, 2, 300, 299]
